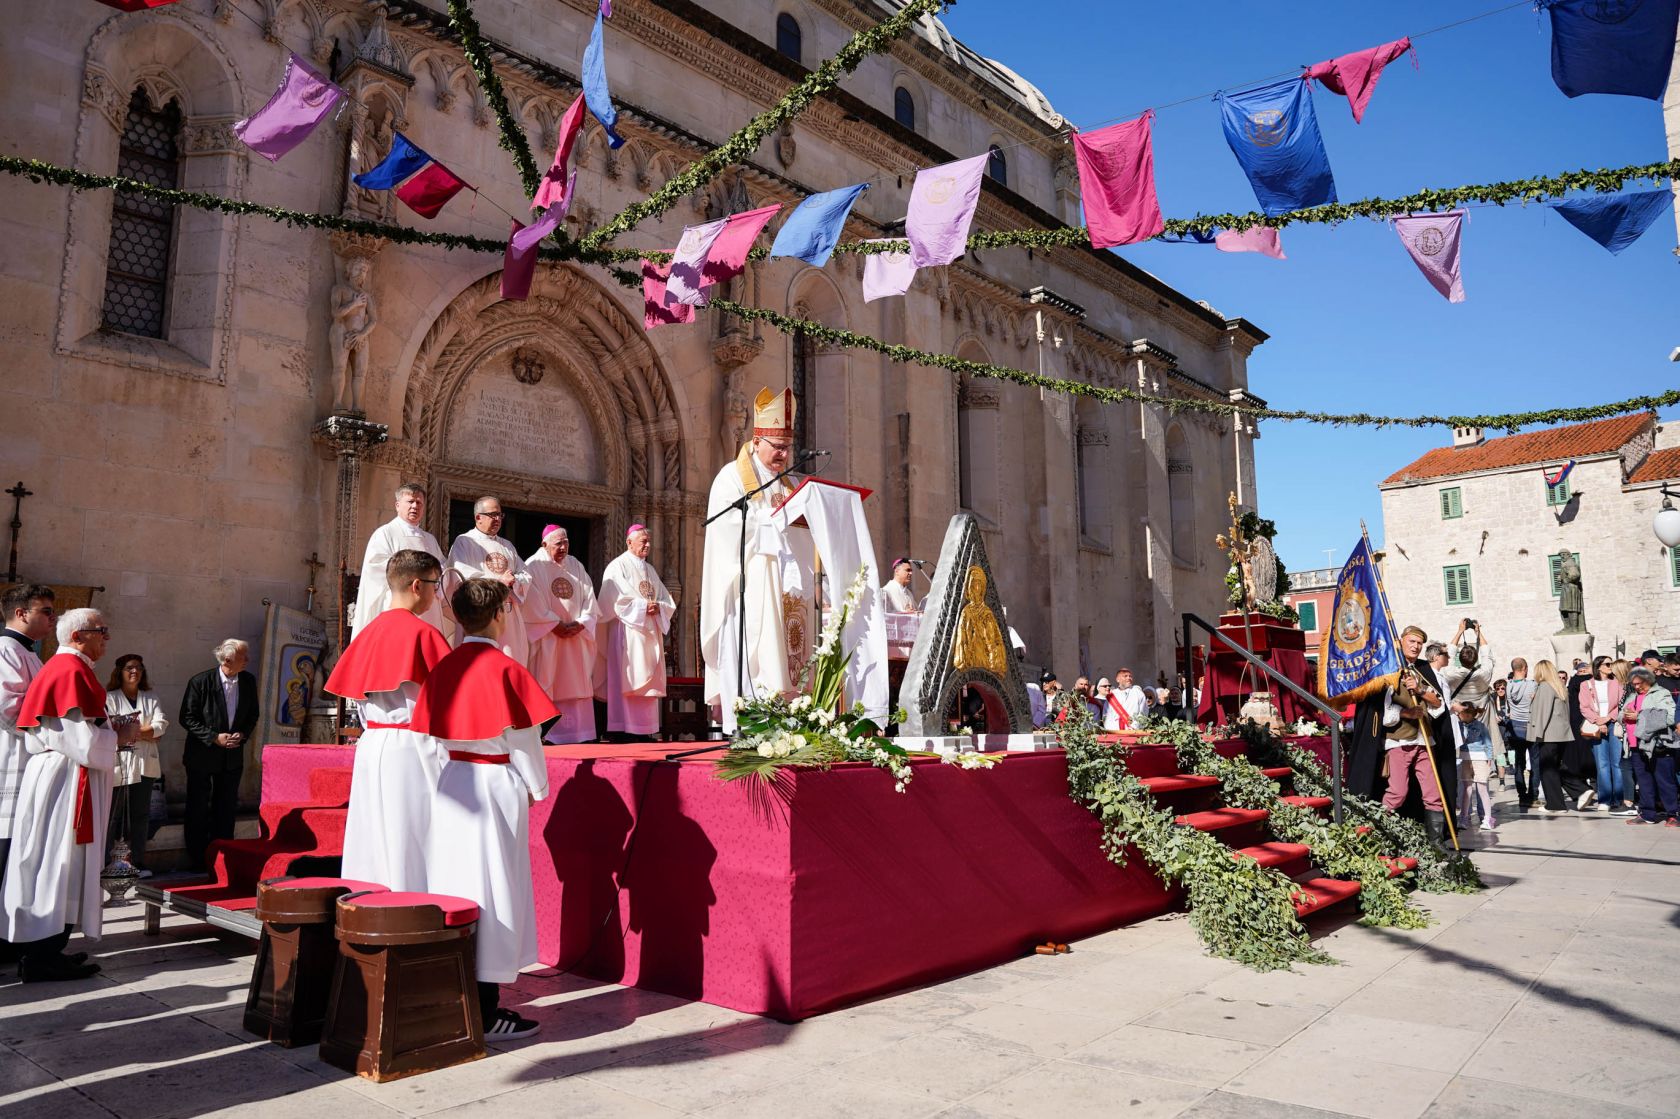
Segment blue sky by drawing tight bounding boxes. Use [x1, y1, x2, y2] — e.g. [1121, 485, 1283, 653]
[942, 0, 1678, 574]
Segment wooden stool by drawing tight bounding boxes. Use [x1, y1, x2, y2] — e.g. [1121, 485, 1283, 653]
[245, 876, 388, 1047]
[318, 891, 484, 1082]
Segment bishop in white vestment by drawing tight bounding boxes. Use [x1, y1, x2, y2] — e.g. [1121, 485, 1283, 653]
[880, 559, 920, 614]
[525, 525, 599, 744]
[353, 484, 447, 636]
[701, 387, 818, 732]
[596, 527, 675, 736]
[447, 496, 536, 665]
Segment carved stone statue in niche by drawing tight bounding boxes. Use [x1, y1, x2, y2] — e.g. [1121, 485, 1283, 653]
[719, 369, 748, 459]
[330, 256, 377, 415]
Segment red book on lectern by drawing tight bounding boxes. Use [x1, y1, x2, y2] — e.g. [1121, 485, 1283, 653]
[773, 476, 873, 527]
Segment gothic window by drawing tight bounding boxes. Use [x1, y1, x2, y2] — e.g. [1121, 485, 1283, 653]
[957, 390, 975, 510]
[102, 90, 181, 338]
[894, 86, 916, 131]
[1166, 425, 1195, 561]
[987, 144, 1007, 187]
[792, 326, 816, 454]
[775, 13, 802, 63]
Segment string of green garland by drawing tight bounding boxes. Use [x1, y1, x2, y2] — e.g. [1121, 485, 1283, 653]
[445, 0, 542, 201]
[578, 0, 949, 251]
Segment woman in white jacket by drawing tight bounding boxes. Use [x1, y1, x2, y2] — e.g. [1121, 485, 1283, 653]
[104, 654, 168, 875]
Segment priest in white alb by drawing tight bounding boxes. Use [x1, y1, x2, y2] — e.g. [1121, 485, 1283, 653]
[524, 525, 599, 744]
[353, 482, 447, 636]
[701, 387, 818, 732]
[596, 525, 675, 738]
[447, 495, 536, 665]
[880, 559, 920, 614]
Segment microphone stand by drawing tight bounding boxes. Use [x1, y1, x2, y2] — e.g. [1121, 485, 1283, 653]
[692, 448, 822, 762]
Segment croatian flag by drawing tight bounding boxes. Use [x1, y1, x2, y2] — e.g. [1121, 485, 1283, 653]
[1544, 460, 1575, 487]
[664, 204, 781, 305]
[234, 53, 344, 163]
[353, 132, 471, 219]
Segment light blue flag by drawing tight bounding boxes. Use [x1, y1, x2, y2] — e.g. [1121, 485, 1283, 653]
[1551, 189, 1673, 254]
[769, 183, 869, 266]
[583, 10, 624, 149]
[352, 131, 431, 189]
[1218, 77, 1336, 217]
[1320, 535, 1402, 703]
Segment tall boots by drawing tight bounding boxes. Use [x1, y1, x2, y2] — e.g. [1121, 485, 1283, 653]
[1424, 810, 1447, 847]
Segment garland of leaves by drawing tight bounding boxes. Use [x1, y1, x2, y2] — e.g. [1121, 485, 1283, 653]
[1234, 722, 1483, 894]
[578, 0, 950, 251]
[445, 0, 543, 200]
[1144, 720, 1429, 930]
[1057, 700, 1328, 970]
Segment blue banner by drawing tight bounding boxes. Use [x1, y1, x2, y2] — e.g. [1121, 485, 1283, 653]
[770, 183, 870, 266]
[1219, 77, 1336, 216]
[1551, 189, 1673, 254]
[583, 10, 625, 149]
[1321, 536, 1401, 702]
[351, 131, 432, 189]
[1546, 0, 1680, 101]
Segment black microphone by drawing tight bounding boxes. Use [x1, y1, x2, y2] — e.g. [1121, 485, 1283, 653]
[801, 449, 833, 459]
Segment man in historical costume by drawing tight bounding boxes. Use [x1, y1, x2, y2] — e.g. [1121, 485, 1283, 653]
[701, 387, 819, 732]
[412, 578, 555, 1041]
[353, 482, 448, 637]
[178, 638, 259, 872]
[1348, 625, 1454, 842]
[0, 584, 53, 969]
[1, 608, 137, 981]
[325, 549, 451, 893]
[880, 559, 920, 614]
[597, 526, 676, 739]
[448, 496, 536, 665]
[524, 526, 599, 745]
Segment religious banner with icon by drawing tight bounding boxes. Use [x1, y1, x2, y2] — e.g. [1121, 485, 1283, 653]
[256, 601, 328, 749]
[1316, 535, 1402, 705]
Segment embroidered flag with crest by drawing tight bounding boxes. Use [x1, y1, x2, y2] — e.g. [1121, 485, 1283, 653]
[233, 53, 343, 162]
[665, 204, 782, 305]
[352, 132, 471, 218]
[1392, 211, 1466, 303]
[1317, 535, 1403, 704]
[1304, 37, 1413, 123]
[1544, 0, 1680, 100]
[770, 183, 869, 266]
[1071, 112, 1165, 249]
[1551, 189, 1673, 254]
[905, 153, 988, 267]
[1218, 77, 1337, 216]
[861, 240, 917, 302]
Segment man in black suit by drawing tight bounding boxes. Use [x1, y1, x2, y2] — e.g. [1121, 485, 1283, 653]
[178, 639, 258, 871]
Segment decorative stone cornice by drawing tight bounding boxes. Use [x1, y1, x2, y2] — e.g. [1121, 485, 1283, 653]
[180, 116, 240, 156]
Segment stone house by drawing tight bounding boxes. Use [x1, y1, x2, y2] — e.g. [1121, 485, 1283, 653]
[1, 0, 1268, 802]
[1377, 413, 1680, 667]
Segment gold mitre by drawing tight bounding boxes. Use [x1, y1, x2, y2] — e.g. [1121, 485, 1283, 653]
[752, 387, 796, 438]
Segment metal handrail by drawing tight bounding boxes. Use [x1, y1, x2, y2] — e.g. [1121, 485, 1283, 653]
[1180, 613, 1344, 823]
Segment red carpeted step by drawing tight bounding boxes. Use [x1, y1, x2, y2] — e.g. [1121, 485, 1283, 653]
[1229, 841, 1312, 873]
[1291, 876, 1361, 917]
[1380, 855, 1418, 877]
[1281, 794, 1333, 814]
[1175, 806, 1270, 834]
[306, 765, 354, 807]
[1141, 774, 1220, 795]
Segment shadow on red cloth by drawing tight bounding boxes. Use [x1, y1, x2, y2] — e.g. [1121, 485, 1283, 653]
[544, 759, 633, 980]
[622, 763, 717, 1002]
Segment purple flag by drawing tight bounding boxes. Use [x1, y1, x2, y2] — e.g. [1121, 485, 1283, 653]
[906, 153, 987, 268]
[234, 53, 343, 162]
[599, 0, 612, 14]
[501, 189, 572, 302]
[1392, 211, 1465, 303]
[862, 241, 917, 302]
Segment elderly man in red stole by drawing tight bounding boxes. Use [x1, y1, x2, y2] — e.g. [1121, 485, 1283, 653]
[325, 549, 451, 892]
[523, 525, 599, 744]
[412, 577, 555, 1041]
[596, 525, 675, 739]
[0, 607, 137, 982]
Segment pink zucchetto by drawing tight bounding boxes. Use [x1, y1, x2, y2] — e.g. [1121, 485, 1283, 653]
[627, 524, 647, 536]
[542, 524, 566, 542]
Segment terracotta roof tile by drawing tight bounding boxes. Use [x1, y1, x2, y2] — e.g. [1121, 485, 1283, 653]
[1629, 445, 1680, 484]
[1380, 413, 1653, 485]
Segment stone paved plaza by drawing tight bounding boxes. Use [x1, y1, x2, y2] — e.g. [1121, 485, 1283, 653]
[2, 793, 1677, 1119]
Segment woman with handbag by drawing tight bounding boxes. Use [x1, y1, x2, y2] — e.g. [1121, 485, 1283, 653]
[1577, 655, 1628, 814]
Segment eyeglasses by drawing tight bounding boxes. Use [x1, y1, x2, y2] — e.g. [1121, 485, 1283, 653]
[476, 512, 504, 519]
[79, 626, 110, 637]
[418, 578, 441, 586]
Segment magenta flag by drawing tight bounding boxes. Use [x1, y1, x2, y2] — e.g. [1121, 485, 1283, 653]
[533, 95, 586, 211]
[1072, 112, 1164, 249]
[1215, 225, 1285, 259]
[1305, 37, 1413, 124]
[394, 161, 470, 218]
[862, 242, 917, 302]
[233, 53, 343, 162]
[1392, 211, 1465, 303]
[642, 259, 694, 330]
[906, 153, 987, 268]
[700, 204, 781, 285]
[501, 196, 570, 302]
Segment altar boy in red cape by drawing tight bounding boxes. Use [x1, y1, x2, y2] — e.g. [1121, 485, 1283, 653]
[1, 608, 136, 980]
[412, 577, 556, 1041]
[326, 549, 451, 893]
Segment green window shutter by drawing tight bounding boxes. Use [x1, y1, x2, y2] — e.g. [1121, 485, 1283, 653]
[1549, 553, 1562, 597]
[1672, 547, 1680, 587]
[1297, 601, 1318, 632]
[1546, 477, 1571, 506]
[1439, 487, 1462, 519]
[1444, 564, 1472, 606]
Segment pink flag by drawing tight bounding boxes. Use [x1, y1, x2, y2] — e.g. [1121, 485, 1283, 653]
[1304, 37, 1413, 124]
[862, 242, 917, 302]
[1214, 225, 1286, 259]
[394, 161, 470, 218]
[233, 53, 343, 162]
[664, 204, 781, 305]
[642, 259, 694, 329]
[1071, 112, 1164, 249]
[664, 217, 727, 306]
[533, 95, 587, 211]
[1392, 211, 1465, 303]
[906, 153, 987, 268]
[501, 192, 570, 302]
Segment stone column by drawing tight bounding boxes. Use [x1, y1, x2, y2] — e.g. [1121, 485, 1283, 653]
[312, 413, 389, 642]
[1130, 341, 1178, 675]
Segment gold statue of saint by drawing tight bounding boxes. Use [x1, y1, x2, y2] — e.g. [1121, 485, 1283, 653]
[951, 565, 1007, 676]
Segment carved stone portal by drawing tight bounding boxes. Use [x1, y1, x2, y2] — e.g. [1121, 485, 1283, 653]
[900, 514, 1033, 735]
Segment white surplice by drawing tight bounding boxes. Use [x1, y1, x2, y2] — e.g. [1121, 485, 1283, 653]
[0, 632, 43, 839]
[0, 652, 116, 942]
[701, 446, 818, 733]
[596, 551, 675, 736]
[448, 529, 534, 665]
[525, 551, 599, 745]
[353, 516, 447, 636]
[341, 681, 439, 893]
[879, 580, 919, 614]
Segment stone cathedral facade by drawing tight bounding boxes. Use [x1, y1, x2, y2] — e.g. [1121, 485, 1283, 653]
[2, 0, 1268, 796]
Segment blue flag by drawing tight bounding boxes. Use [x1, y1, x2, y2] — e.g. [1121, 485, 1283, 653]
[583, 10, 625, 149]
[1319, 536, 1402, 703]
[1551, 189, 1673, 254]
[1545, 0, 1680, 100]
[1219, 77, 1336, 216]
[352, 131, 432, 189]
[1157, 229, 1218, 245]
[769, 183, 869, 266]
